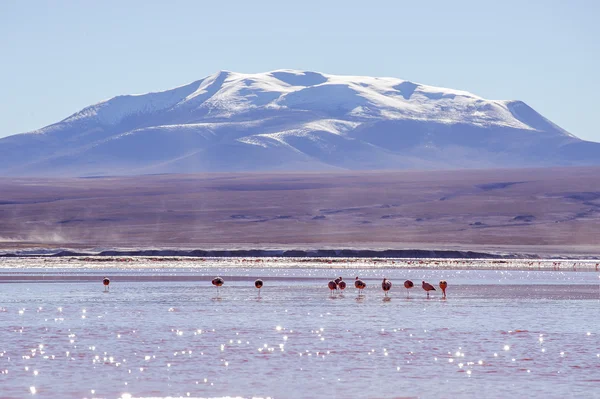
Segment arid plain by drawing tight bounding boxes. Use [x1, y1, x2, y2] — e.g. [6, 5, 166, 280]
[1, 167, 599, 255]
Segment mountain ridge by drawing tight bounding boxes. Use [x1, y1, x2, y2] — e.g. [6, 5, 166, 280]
[1, 69, 598, 176]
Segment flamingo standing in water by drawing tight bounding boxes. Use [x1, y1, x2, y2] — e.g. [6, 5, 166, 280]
[334, 277, 343, 291]
[382, 278, 392, 297]
[328, 280, 337, 295]
[422, 281, 436, 298]
[439, 280, 448, 298]
[404, 280, 414, 297]
[338, 280, 347, 291]
[212, 277, 224, 295]
[355, 277, 366, 295]
[103, 277, 110, 292]
[255, 279, 263, 295]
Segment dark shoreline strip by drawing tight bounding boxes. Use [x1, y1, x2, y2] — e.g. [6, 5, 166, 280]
[0, 248, 541, 259]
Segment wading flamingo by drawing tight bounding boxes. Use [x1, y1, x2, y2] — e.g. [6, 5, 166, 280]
[338, 280, 347, 291]
[404, 280, 414, 297]
[255, 279, 263, 295]
[422, 281, 436, 298]
[103, 277, 110, 292]
[355, 277, 366, 295]
[334, 277, 343, 291]
[212, 277, 224, 295]
[382, 278, 392, 297]
[439, 280, 448, 298]
[328, 280, 337, 295]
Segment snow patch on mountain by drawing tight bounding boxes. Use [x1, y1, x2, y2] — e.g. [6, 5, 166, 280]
[63, 80, 203, 126]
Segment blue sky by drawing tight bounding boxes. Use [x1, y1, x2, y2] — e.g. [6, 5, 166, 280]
[1, 0, 598, 141]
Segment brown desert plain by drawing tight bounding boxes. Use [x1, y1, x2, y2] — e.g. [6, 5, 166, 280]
[0, 167, 599, 256]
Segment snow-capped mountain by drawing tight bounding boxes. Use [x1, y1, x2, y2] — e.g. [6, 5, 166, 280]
[1, 69, 598, 176]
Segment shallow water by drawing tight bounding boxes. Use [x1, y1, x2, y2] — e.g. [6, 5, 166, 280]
[1, 258, 599, 399]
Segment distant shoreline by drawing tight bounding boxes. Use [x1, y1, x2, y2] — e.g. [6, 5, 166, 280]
[1, 247, 597, 260]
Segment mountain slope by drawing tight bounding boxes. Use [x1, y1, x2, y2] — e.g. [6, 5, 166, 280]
[1, 70, 598, 176]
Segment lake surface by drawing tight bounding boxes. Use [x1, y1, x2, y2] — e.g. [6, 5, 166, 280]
[0, 257, 599, 398]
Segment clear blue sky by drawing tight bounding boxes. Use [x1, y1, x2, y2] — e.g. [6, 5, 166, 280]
[1, 0, 599, 141]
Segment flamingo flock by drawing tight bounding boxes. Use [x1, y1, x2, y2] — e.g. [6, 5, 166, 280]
[356, 277, 446, 299]
[100, 276, 449, 298]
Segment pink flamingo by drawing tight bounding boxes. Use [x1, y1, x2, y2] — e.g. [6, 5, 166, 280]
[328, 280, 337, 295]
[212, 277, 224, 295]
[422, 281, 436, 298]
[355, 276, 366, 295]
[382, 278, 392, 297]
[255, 279, 263, 295]
[439, 280, 448, 298]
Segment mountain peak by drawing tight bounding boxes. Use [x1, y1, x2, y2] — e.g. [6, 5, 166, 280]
[1, 70, 597, 176]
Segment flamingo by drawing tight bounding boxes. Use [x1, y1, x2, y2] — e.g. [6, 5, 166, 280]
[328, 280, 337, 295]
[212, 277, 224, 295]
[338, 280, 347, 291]
[382, 278, 392, 297]
[404, 280, 414, 297]
[255, 279, 263, 295]
[334, 276, 343, 291]
[103, 277, 110, 292]
[422, 281, 436, 298]
[354, 276, 366, 295]
[439, 280, 448, 298]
